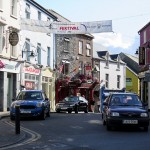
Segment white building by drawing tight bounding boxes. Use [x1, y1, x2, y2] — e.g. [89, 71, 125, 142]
[0, 0, 21, 111]
[93, 44, 126, 90]
[19, 0, 57, 111]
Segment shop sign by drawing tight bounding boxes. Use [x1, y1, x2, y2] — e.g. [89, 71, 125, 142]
[139, 47, 145, 65]
[9, 31, 19, 46]
[126, 78, 132, 86]
[24, 66, 40, 75]
[25, 81, 35, 90]
[0, 60, 5, 69]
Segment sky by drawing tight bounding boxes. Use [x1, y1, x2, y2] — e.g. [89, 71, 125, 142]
[35, 0, 150, 55]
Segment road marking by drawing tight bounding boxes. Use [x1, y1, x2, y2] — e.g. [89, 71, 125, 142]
[0, 120, 41, 150]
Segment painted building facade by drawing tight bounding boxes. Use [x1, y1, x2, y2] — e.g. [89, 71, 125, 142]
[138, 22, 150, 110]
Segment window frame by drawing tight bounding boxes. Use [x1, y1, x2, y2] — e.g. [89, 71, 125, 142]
[79, 41, 83, 54]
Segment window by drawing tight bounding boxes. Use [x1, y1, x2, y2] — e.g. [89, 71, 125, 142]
[62, 63, 69, 75]
[0, 26, 3, 53]
[86, 43, 91, 56]
[79, 61, 84, 74]
[117, 75, 120, 88]
[79, 41, 83, 54]
[25, 3, 30, 19]
[37, 43, 41, 64]
[0, 1, 3, 10]
[106, 52, 109, 67]
[11, 0, 17, 16]
[38, 11, 41, 20]
[144, 30, 146, 43]
[10, 45, 17, 57]
[25, 39, 30, 61]
[47, 47, 50, 66]
[117, 57, 120, 69]
[64, 38, 69, 52]
[105, 74, 109, 88]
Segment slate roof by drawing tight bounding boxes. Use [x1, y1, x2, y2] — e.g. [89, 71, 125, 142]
[119, 52, 140, 74]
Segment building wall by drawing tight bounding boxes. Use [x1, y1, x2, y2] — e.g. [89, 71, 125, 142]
[126, 68, 139, 94]
[100, 60, 126, 90]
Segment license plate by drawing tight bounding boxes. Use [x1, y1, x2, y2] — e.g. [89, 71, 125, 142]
[123, 120, 138, 124]
[61, 107, 68, 110]
[20, 110, 31, 113]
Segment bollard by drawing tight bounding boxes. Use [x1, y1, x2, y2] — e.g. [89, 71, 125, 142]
[15, 105, 20, 134]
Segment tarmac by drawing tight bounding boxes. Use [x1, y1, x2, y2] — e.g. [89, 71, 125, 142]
[0, 111, 28, 149]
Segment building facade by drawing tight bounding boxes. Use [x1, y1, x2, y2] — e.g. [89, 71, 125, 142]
[138, 22, 150, 110]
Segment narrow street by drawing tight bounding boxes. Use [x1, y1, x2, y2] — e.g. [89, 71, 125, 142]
[3, 112, 150, 150]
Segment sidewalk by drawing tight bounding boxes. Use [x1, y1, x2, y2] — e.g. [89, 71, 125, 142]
[0, 111, 27, 149]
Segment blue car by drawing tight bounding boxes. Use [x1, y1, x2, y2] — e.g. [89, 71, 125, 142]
[10, 90, 50, 120]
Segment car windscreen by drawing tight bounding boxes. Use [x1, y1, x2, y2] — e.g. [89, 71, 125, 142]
[17, 92, 43, 100]
[64, 96, 79, 102]
[110, 94, 143, 106]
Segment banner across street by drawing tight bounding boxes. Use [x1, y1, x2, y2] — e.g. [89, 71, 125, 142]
[21, 18, 112, 34]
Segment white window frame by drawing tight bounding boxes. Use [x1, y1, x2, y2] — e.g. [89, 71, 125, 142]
[10, 45, 17, 57]
[0, 1, 3, 10]
[144, 30, 146, 43]
[86, 43, 91, 56]
[117, 75, 120, 89]
[11, 0, 17, 17]
[105, 74, 109, 88]
[79, 41, 83, 54]
[25, 3, 30, 19]
[64, 38, 69, 52]
[0, 26, 3, 53]
[38, 11, 41, 20]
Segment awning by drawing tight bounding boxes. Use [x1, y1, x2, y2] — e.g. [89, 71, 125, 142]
[78, 83, 92, 89]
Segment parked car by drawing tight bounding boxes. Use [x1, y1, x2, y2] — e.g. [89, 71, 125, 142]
[10, 90, 50, 120]
[102, 92, 149, 131]
[55, 96, 88, 113]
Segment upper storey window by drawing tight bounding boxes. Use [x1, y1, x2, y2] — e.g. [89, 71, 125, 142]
[25, 3, 30, 19]
[79, 41, 83, 54]
[11, 0, 17, 17]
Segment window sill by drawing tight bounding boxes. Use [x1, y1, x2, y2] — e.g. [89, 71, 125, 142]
[0, 8, 3, 12]
[78, 53, 83, 56]
[10, 56, 17, 60]
[10, 14, 17, 20]
[63, 50, 69, 53]
[86, 55, 91, 57]
[104, 66, 109, 69]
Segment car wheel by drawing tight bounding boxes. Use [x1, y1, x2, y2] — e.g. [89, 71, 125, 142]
[68, 110, 72, 113]
[56, 110, 60, 113]
[75, 105, 78, 113]
[103, 120, 106, 125]
[144, 126, 148, 131]
[40, 110, 46, 120]
[84, 107, 88, 113]
[46, 110, 50, 117]
[106, 122, 111, 131]
[10, 115, 15, 121]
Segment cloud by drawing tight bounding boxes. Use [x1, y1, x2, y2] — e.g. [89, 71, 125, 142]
[93, 32, 132, 49]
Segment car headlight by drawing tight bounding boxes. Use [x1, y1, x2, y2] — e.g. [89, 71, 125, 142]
[111, 112, 120, 117]
[140, 113, 148, 117]
[36, 102, 43, 107]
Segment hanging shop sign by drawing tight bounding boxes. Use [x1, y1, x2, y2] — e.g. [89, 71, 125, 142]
[139, 47, 145, 65]
[25, 81, 35, 90]
[9, 31, 19, 46]
[21, 18, 112, 34]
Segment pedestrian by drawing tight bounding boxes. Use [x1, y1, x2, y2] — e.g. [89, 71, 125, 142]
[90, 99, 95, 112]
[93, 91, 100, 113]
